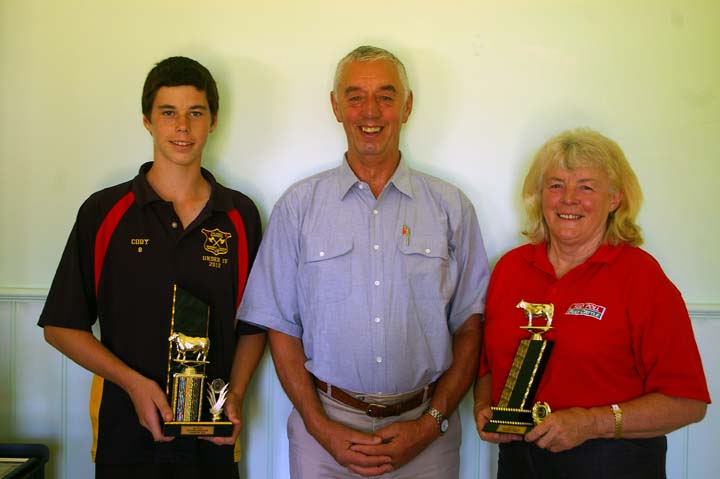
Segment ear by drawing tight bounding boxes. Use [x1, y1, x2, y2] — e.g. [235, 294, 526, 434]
[210, 114, 218, 133]
[402, 90, 413, 123]
[609, 190, 623, 213]
[142, 115, 152, 133]
[330, 91, 343, 123]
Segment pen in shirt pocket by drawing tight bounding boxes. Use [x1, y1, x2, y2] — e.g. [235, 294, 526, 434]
[402, 224, 411, 246]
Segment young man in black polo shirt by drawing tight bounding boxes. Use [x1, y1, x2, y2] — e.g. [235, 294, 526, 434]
[38, 57, 266, 479]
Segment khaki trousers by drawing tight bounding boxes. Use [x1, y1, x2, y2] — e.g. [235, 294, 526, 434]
[287, 389, 461, 479]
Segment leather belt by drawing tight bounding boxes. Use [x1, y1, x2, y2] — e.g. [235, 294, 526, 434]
[313, 376, 437, 418]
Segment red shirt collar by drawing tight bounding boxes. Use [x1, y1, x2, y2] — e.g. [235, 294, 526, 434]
[525, 241, 626, 276]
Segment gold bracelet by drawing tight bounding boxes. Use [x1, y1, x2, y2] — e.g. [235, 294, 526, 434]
[611, 404, 623, 439]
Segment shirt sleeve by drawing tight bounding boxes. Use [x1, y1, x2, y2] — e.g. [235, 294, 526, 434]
[628, 256, 710, 403]
[237, 194, 303, 338]
[447, 193, 490, 333]
[234, 195, 266, 337]
[38, 204, 98, 332]
[478, 250, 510, 378]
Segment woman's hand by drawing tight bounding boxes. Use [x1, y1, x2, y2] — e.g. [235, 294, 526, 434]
[524, 407, 599, 452]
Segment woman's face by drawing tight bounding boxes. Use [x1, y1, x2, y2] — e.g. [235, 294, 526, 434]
[541, 165, 622, 250]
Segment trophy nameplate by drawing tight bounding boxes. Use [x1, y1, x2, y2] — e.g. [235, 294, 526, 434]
[162, 285, 233, 437]
[483, 299, 554, 435]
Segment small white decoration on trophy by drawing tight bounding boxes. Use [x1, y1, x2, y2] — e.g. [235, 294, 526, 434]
[207, 379, 229, 422]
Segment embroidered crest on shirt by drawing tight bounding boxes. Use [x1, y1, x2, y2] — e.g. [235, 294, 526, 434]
[202, 228, 232, 255]
[201, 228, 232, 269]
[565, 302, 606, 320]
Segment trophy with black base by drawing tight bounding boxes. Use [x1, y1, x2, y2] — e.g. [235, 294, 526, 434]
[162, 285, 233, 437]
[483, 299, 555, 435]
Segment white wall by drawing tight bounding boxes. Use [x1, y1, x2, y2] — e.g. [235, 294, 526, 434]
[1, 1, 718, 478]
[2, 0, 719, 297]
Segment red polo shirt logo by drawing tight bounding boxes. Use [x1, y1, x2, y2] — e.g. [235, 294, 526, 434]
[566, 302, 606, 320]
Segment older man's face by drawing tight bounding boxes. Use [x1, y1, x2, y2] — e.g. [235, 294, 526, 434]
[331, 59, 412, 165]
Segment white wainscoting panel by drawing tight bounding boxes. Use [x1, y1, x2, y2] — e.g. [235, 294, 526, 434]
[684, 310, 720, 479]
[0, 290, 716, 479]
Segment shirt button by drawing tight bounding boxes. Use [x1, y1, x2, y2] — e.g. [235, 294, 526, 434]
[375, 356, 383, 363]
[374, 317, 381, 323]
[374, 280, 380, 286]
[358, 184, 364, 189]
[319, 251, 325, 257]
[373, 244, 379, 251]
[425, 248, 431, 254]
[372, 209, 379, 215]
[171, 221, 178, 229]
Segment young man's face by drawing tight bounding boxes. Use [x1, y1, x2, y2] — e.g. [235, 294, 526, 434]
[331, 59, 412, 166]
[143, 85, 217, 168]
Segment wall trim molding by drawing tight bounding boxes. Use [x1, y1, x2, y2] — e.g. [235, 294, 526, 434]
[687, 304, 720, 320]
[2, 287, 719, 319]
[0, 288, 49, 302]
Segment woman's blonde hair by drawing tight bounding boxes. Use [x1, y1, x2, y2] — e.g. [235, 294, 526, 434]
[522, 128, 644, 246]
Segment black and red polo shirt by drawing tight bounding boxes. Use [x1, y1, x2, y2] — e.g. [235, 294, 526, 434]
[38, 162, 262, 464]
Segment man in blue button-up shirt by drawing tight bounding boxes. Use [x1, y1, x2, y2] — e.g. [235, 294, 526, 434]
[239, 46, 490, 478]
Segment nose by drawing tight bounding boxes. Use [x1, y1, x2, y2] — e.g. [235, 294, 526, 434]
[362, 98, 380, 118]
[176, 115, 189, 132]
[562, 188, 578, 203]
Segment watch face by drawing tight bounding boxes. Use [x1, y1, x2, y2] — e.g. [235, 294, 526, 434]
[440, 418, 449, 433]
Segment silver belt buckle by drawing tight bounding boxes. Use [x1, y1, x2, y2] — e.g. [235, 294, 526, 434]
[366, 403, 388, 417]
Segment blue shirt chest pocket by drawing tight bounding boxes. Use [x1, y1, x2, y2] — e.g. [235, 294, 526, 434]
[398, 235, 453, 301]
[300, 235, 354, 304]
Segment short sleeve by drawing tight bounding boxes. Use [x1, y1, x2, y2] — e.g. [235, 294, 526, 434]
[38, 205, 98, 332]
[447, 194, 490, 333]
[237, 196, 303, 338]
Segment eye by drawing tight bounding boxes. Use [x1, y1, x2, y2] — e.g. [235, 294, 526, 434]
[190, 111, 203, 118]
[547, 183, 562, 190]
[580, 185, 595, 192]
[161, 110, 174, 116]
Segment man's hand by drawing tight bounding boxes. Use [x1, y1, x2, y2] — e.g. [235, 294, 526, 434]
[268, 331, 392, 475]
[524, 407, 597, 452]
[125, 375, 174, 442]
[349, 415, 437, 473]
[313, 420, 393, 477]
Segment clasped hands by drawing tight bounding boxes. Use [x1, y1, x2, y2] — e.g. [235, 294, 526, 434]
[318, 417, 438, 477]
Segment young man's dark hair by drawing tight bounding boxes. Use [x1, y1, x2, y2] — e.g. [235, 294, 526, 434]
[141, 56, 220, 121]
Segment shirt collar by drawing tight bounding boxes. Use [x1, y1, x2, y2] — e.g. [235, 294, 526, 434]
[132, 161, 230, 211]
[336, 153, 414, 200]
[387, 158, 414, 198]
[526, 241, 625, 275]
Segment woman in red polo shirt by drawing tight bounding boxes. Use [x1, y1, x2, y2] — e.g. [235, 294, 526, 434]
[474, 128, 710, 478]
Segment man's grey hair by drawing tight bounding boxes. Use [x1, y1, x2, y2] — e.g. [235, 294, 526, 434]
[333, 45, 411, 100]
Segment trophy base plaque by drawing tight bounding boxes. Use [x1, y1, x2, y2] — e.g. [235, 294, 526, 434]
[484, 401, 551, 435]
[163, 421, 233, 437]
